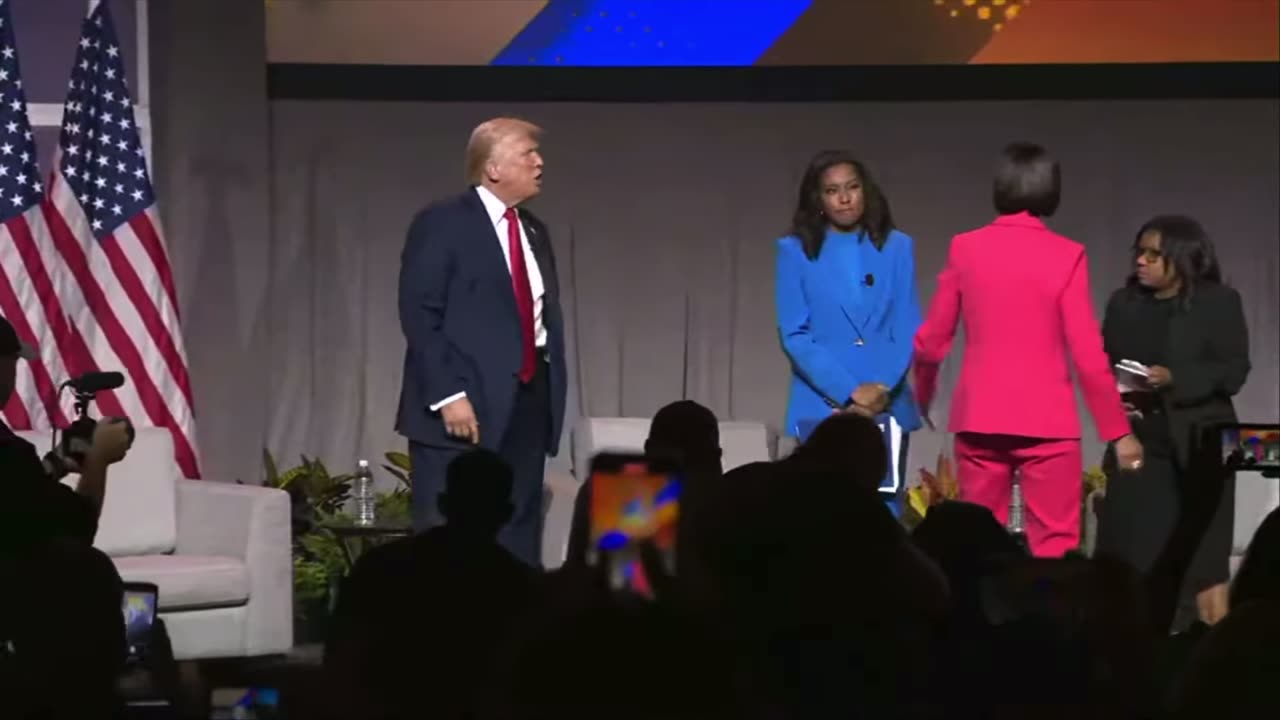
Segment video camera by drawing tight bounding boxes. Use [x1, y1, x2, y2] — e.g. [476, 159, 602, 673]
[41, 371, 136, 480]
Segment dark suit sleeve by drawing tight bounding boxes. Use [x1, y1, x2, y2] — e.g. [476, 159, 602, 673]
[1167, 286, 1251, 408]
[398, 209, 471, 404]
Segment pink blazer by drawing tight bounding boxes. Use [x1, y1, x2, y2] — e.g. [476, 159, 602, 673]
[912, 213, 1129, 442]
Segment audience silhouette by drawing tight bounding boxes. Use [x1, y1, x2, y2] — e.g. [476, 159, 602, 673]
[323, 448, 536, 720]
[48, 398, 1262, 720]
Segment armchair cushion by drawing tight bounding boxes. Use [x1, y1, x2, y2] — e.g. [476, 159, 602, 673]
[176, 479, 293, 657]
[571, 417, 649, 480]
[717, 421, 774, 470]
[114, 554, 249, 610]
[1233, 470, 1280, 556]
[20, 427, 179, 556]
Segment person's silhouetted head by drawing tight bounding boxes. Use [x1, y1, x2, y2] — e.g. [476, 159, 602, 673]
[3, 540, 126, 717]
[912, 501, 1024, 618]
[0, 315, 37, 407]
[644, 400, 722, 478]
[790, 412, 887, 493]
[914, 500, 1022, 568]
[438, 449, 514, 540]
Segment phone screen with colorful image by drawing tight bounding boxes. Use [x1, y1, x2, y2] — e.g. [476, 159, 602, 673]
[1221, 424, 1280, 471]
[210, 688, 281, 720]
[587, 453, 681, 599]
[121, 582, 158, 661]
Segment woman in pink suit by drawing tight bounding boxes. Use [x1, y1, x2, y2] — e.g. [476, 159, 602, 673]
[912, 143, 1144, 557]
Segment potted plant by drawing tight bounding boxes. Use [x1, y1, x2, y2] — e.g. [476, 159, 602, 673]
[256, 450, 413, 643]
[1081, 465, 1107, 556]
[902, 453, 959, 530]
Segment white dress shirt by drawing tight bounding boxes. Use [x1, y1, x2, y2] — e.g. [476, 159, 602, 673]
[431, 185, 546, 411]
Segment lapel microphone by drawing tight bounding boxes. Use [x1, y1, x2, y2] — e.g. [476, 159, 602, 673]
[863, 273, 875, 287]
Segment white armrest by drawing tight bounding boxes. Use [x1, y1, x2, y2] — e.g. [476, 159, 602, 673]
[176, 480, 293, 655]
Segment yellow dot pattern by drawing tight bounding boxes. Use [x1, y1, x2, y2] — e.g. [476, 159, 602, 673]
[937, 0, 1026, 33]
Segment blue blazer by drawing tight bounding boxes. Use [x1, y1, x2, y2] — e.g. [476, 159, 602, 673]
[776, 229, 923, 437]
[396, 189, 568, 454]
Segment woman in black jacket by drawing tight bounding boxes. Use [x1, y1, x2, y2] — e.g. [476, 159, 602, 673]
[1095, 215, 1250, 630]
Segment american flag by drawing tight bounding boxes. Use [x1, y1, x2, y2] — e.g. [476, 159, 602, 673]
[0, 1, 200, 477]
[0, 0, 67, 432]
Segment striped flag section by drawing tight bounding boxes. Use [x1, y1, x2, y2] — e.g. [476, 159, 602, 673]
[0, 0, 199, 477]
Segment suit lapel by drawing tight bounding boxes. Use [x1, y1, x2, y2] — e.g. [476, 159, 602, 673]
[822, 235, 868, 336]
[518, 208, 557, 305]
[461, 190, 519, 318]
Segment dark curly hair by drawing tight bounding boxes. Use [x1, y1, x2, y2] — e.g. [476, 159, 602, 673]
[789, 150, 895, 260]
[1125, 214, 1223, 308]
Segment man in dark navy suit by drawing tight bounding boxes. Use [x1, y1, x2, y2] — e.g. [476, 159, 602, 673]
[396, 117, 567, 568]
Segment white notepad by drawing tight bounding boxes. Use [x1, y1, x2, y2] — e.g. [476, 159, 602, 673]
[1115, 359, 1152, 392]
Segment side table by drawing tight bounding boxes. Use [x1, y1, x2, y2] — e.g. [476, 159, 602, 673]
[319, 521, 415, 570]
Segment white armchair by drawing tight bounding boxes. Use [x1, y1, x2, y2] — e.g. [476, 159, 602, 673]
[18, 427, 293, 660]
[1231, 470, 1279, 575]
[570, 416, 776, 482]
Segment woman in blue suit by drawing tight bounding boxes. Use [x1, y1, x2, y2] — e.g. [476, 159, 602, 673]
[776, 150, 923, 515]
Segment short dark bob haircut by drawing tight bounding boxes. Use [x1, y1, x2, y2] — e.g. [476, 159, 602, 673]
[993, 142, 1061, 218]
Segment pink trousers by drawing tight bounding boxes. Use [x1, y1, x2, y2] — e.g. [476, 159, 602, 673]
[953, 432, 1083, 557]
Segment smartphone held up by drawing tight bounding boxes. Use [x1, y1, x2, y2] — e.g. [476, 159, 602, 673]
[586, 453, 682, 600]
[1218, 423, 1280, 474]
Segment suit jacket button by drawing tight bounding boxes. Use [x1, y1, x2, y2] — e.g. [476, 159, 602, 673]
[854, 338, 865, 346]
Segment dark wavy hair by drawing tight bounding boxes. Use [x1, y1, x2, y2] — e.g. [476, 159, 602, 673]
[789, 150, 895, 260]
[1125, 214, 1223, 307]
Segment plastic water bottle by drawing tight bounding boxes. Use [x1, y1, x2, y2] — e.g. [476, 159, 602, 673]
[1009, 478, 1029, 552]
[352, 459, 376, 527]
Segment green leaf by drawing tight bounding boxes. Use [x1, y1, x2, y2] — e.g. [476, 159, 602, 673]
[383, 450, 413, 490]
[299, 528, 353, 574]
[308, 457, 331, 482]
[385, 451, 411, 471]
[381, 466, 410, 488]
[375, 490, 411, 524]
[278, 465, 308, 491]
[263, 448, 280, 487]
[293, 557, 332, 605]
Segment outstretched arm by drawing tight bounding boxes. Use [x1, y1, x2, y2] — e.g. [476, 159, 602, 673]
[912, 239, 962, 416]
[1059, 251, 1129, 443]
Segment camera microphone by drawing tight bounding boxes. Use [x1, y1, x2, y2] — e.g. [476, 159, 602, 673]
[41, 371, 131, 480]
[66, 371, 125, 394]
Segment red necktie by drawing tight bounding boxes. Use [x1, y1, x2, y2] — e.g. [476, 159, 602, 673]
[504, 208, 537, 383]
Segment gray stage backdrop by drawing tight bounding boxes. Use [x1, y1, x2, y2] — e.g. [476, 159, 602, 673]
[147, 4, 1279, 489]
